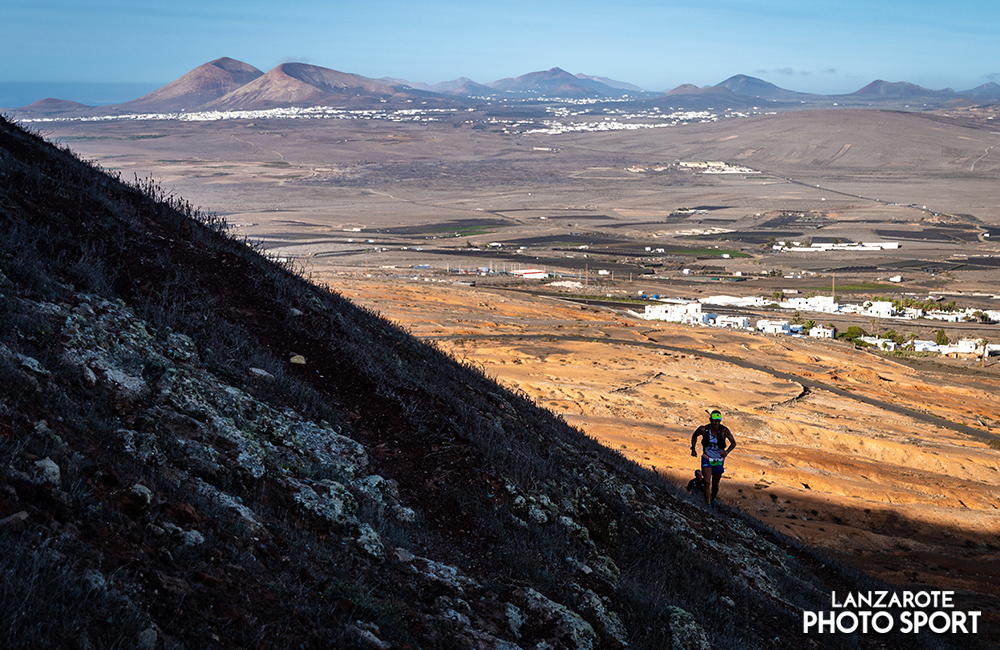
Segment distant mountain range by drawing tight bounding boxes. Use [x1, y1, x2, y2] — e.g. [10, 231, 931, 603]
[8, 57, 1000, 116]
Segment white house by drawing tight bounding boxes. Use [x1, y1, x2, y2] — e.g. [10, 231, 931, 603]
[757, 319, 791, 335]
[938, 338, 984, 355]
[864, 301, 896, 318]
[809, 326, 836, 338]
[782, 295, 840, 313]
[925, 311, 963, 322]
[684, 311, 714, 326]
[714, 315, 751, 329]
[700, 295, 770, 308]
[859, 337, 896, 351]
[641, 300, 703, 323]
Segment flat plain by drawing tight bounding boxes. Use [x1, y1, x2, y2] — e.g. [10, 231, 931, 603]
[40, 107, 1000, 612]
[43, 108, 1000, 291]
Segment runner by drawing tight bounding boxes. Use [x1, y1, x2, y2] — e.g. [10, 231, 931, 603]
[690, 410, 736, 507]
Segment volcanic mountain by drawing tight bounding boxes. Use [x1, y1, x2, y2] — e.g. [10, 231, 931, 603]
[204, 62, 455, 110]
[12, 97, 93, 116]
[375, 76, 430, 90]
[959, 81, 1000, 97]
[851, 79, 954, 98]
[575, 73, 647, 93]
[114, 57, 264, 113]
[715, 74, 816, 101]
[648, 83, 757, 110]
[665, 84, 739, 96]
[488, 67, 629, 98]
[430, 77, 497, 96]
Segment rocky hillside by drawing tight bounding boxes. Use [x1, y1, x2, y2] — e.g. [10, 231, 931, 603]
[0, 115, 972, 649]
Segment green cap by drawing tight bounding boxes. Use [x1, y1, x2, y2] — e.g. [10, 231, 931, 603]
[710, 411, 722, 421]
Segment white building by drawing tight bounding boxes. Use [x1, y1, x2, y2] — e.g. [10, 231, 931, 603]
[925, 311, 963, 322]
[938, 338, 984, 355]
[686, 311, 714, 326]
[809, 326, 836, 338]
[781, 295, 840, 313]
[511, 268, 549, 279]
[641, 300, 703, 323]
[864, 301, 896, 318]
[714, 315, 751, 329]
[859, 337, 896, 351]
[757, 319, 791, 335]
[700, 295, 770, 308]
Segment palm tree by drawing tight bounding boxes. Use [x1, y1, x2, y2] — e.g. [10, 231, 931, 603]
[980, 338, 989, 367]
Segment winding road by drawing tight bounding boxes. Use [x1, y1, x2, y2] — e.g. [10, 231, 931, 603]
[424, 329, 994, 442]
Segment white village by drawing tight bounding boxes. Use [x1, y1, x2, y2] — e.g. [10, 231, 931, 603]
[627, 292, 1000, 360]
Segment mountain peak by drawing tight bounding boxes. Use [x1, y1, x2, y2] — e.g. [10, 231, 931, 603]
[488, 67, 633, 98]
[115, 57, 264, 112]
[715, 75, 812, 100]
[852, 79, 952, 97]
[205, 62, 398, 110]
[14, 97, 92, 113]
[958, 81, 1000, 96]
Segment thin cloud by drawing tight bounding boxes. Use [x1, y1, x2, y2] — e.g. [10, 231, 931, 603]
[986, 72, 1000, 81]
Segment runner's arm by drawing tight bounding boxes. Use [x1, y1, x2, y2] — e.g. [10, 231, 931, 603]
[722, 427, 737, 455]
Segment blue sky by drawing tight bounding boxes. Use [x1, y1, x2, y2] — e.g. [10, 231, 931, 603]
[3, 0, 999, 104]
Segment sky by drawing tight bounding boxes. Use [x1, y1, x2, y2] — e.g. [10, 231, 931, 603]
[3, 0, 1000, 106]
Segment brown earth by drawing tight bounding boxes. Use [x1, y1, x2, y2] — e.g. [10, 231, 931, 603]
[319, 272, 1000, 601]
